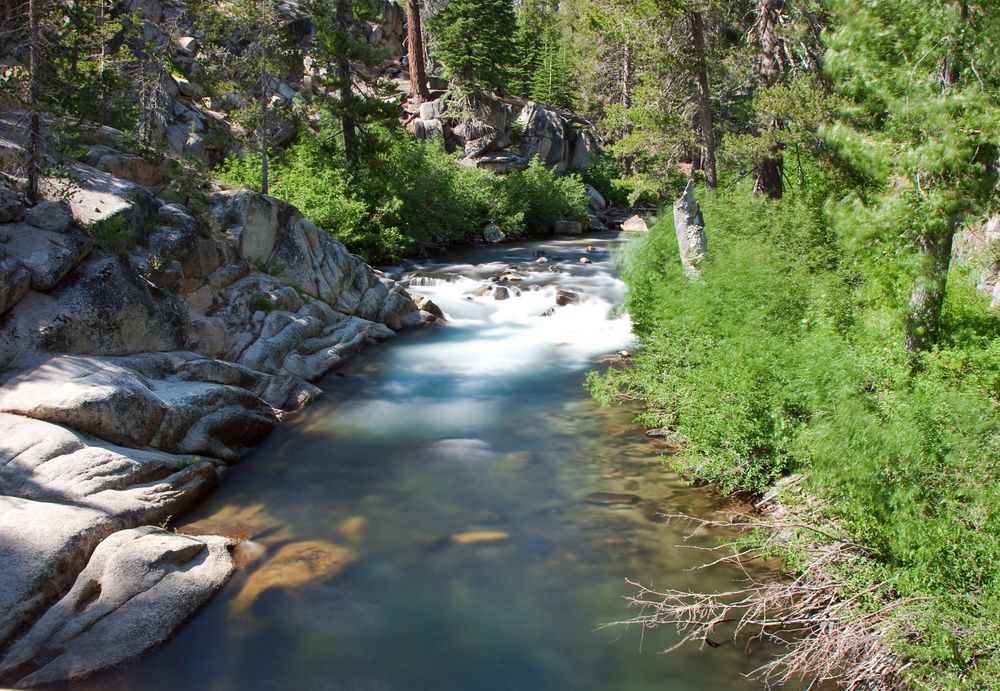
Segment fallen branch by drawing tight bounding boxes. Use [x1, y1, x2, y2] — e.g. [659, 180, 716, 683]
[604, 513, 924, 690]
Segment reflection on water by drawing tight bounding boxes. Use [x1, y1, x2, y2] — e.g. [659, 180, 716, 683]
[78, 234, 782, 691]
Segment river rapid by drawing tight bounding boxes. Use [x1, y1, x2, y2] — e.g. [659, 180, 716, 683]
[79, 232, 780, 691]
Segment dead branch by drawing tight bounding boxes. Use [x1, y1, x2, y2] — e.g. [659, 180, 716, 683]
[603, 511, 922, 690]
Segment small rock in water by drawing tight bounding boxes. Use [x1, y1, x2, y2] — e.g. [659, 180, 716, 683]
[539, 308, 555, 317]
[472, 285, 491, 297]
[645, 428, 670, 438]
[535, 257, 549, 264]
[494, 286, 510, 300]
[556, 290, 580, 306]
[450, 531, 511, 546]
[337, 515, 367, 543]
[471, 511, 505, 524]
[534, 250, 546, 258]
[584, 492, 642, 507]
[579, 257, 592, 264]
[586, 245, 597, 252]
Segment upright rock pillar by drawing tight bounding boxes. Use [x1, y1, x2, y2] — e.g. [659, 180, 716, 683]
[673, 180, 707, 279]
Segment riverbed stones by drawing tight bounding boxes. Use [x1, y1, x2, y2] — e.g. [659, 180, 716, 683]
[231, 540, 356, 614]
[450, 531, 511, 546]
[583, 492, 642, 507]
[556, 289, 580, 306]
[0, 527, 236, 688]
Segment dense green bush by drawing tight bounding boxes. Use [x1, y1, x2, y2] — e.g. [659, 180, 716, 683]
[218, 129, 589, 263]
[589, 171, 1000, 687]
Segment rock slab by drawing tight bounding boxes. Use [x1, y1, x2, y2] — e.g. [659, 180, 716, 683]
[0, 527, 235, 688]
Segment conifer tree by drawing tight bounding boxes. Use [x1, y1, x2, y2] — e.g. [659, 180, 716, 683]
[824, 0, 998, 353]
[427, 0, 520, 94]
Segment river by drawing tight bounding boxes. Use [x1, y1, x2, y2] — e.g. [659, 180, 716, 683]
[79, 232, 780, 691]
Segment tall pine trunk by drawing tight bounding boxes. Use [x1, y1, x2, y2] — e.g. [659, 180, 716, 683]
[752, 0, 783, 199]
[620, 40, 634, 175]
[258, 72, 269, 196]
[904, 229, 954, 353]
[689, 11, 716, 190]
[904, 0, 968, 354]
[26, 0, 41, 205]
[405, 0, 430, 103]
[336, 0, 359, 171]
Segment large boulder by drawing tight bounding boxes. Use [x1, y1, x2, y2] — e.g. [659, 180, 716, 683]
[0, 527, 235, 688]
[0, 184, 23, 223]
[673, 180, 708, 278]
[0, 355, 278, 461]
[0, 412, 218, 523]
[0, 252, 189, 370]
[0, 222, 94, 291]
[517, 102, 571, 171]
[0, 497, 115, 651]
[0, 252, 31, 316]
[43, 162, 159, 232]
[23, 201, 72, 233]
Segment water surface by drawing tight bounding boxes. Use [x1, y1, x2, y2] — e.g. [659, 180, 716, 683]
[81, 233, 780, 691]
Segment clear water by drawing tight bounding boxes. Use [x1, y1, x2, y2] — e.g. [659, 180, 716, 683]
[79, 234, 782, 691]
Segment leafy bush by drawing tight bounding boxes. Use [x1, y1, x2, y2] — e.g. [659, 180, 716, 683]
[590, 170, 1000, 687]
[217, 128, 590, 263]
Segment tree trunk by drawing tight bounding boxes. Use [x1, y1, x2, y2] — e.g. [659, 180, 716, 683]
[258, 75, 269, 196]
[752, 0, 783, 199]
[26, 0, 41, 205]
[620, 40, 634, 175]
[689, 11, 716, 190]
[905, 229, 954, 353]
[405, 0, 430, 103]
[336, 0, 359, 172]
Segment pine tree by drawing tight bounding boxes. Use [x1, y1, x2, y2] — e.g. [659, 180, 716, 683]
[824, 0, 999, 353]
[426, 0, 520, 94]
[309, 0, 402, 173]
[404, 0, 431, 103]
[195, 0, 296, 195]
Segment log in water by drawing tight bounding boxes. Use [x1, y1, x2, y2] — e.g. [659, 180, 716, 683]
[79, 234, 782, 691]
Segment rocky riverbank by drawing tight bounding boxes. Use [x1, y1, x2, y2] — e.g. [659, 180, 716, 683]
[0, 150, 439, 687]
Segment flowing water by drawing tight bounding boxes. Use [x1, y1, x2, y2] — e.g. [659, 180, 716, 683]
[81, 233, 782, 691]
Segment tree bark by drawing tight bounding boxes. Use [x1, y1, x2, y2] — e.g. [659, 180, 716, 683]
[336, 0, 359, 171]
[689, 11, 717, 190]
[258, 73, 269, 196]
[405, 0, 431, 103]
[26, 0, 40, 205]
[905, 0, 969, 354]
[904, 229, 954, 353]
[752, 0, 783, 199]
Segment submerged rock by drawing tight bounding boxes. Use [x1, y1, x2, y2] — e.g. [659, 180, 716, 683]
[583, 492, 642, 507]
[450, 531, 511, 546]
[555, 289, 580, 306]
[231, 540, 356, 615]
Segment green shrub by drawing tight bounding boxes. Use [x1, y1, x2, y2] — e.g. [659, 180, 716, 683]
[217, 128, 590, 263]
[590, 169, 1000, 687]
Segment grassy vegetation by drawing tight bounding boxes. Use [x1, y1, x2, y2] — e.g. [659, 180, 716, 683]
[218, 128, 589, 263]
[588, 168, 1000, 688]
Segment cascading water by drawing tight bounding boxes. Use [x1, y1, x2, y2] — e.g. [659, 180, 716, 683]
[77, 234, 783, 691]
